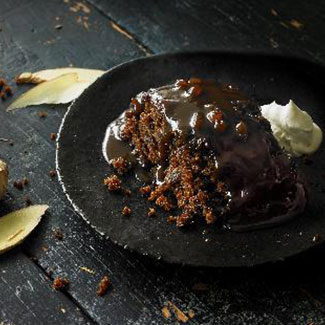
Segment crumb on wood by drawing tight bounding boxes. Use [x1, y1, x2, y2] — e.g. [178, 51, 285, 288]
[140, 185, 151, 195]
[49, 169, 56, 178]
[122, 206, 131, 216]
[97, 275, 110, 296]
[50, 133, 56, 141]
[167, 216, 176, 223]
[52, 277, 69, 290]
[53, 228, 64, 240]
[13, 180, 23, 190]
[103, 174, 121, 191]
[39, 111, 47, 118]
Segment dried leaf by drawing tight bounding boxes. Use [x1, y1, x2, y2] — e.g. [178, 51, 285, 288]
[0, 159, 8, 200]
[0, 205, 48, 254]
[16, 68, 104, 84]
[7, 73, 91, 111]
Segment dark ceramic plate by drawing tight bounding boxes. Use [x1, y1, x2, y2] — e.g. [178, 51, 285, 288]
[57, 52, 325, 267]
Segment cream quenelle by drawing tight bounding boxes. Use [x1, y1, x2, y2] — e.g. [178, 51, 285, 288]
[261, 100, 322, 156]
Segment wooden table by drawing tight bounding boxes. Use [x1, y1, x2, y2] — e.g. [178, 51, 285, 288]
[1, 1, 325, 324]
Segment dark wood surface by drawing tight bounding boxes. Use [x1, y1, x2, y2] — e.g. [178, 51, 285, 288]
[0, 1, 325, 324]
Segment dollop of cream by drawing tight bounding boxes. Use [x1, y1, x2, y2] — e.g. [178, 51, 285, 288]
[261, 100, 322, 156]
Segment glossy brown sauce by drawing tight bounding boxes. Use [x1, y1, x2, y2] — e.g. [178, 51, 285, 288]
[103, 79, 306, 231]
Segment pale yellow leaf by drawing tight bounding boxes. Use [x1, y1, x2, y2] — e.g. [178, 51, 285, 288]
[7, 73, 91, 111]
[16, 68, 105, 84]
[0, 205, 48, 254]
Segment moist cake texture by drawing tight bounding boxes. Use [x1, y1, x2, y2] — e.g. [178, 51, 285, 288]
[104, 78, 306, 230]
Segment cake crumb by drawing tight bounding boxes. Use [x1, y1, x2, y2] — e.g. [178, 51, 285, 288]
[97, 275, 110, 296]
[155, 195, 172, 211]
[49, 169, 56, 178]
[50, 133, 56, 141]
[112, 157, 129, 174]
[39, 111, 48, 118]
[122, 206, 131, 216]
[13, 180, 23, 190]
[167, 216, 176, 223]
[52, 277, 69, 290]
[140, 185, 151, 195]
[162, 306, 171, 319]
[147, 207, 156, 217]
[103, 174, 121, 191]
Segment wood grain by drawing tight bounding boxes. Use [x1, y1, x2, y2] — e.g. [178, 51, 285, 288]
[0, 249, 93, 324]
[1, 0, 325, 324]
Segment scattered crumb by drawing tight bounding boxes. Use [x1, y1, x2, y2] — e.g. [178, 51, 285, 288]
[103, 174, 121, 191]
[140, 185, 151, 195]
[122, 206, 131, 216]
[279, 21, 289, 29]
[55, 24, 63, 30]
[52, 277, 69, 290]
[148, 207, 156, 217]
[49, 169, 56, 178]
[13, 180, 23, 190]
[53, 228, 64, 240]
[9, 139, 14, 146]
[25, 195, 31, 206]
[60, 308, 66, 314]
[162, 306, 171, 319]
[50, 133, 56, 141]
[0, 91, 5, 100]
[4, 85, 12, 96]
[167, 301, 189, 323]
[290, 19, 304, 29]
[80, 266, 95, 274]
[97, 275, 110, 296]
[39, 112, 48, 118]
[313, 233, 321, 243]
[167, 216, 176, 223]
[155, 195, 172, 211]
[41, 245, 48, 252]
[112, 157, 129, 174]
[0, 79, 5, 87]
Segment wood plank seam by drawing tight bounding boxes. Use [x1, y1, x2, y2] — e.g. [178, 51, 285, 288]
[84, 0, 154, 56]
[22, 247, 99, 325]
